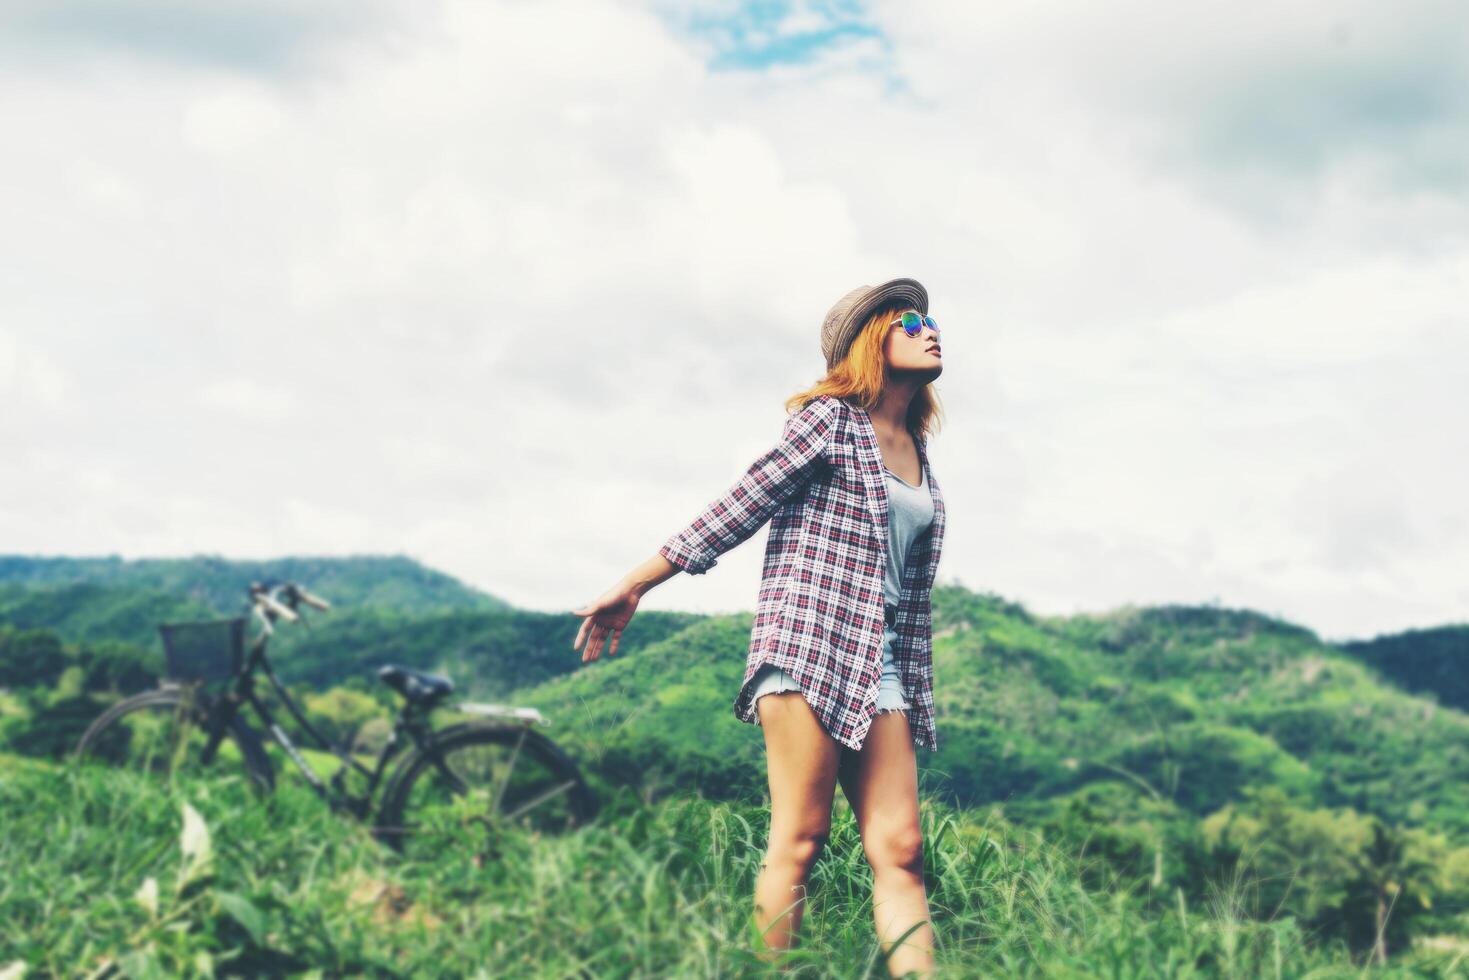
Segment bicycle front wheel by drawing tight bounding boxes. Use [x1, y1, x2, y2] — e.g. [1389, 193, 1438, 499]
[375, 723, 595, 859]
[73, 688, 274, 793]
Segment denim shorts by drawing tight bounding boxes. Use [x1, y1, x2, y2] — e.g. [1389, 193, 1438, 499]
[750, 623, 911, 722]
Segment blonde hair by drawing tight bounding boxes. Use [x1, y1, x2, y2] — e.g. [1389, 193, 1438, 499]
[785, 303, 944, 442]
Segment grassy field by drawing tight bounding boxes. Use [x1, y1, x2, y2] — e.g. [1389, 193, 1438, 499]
[3, 755, 1460, 978]
[4, 576, 1468, 975]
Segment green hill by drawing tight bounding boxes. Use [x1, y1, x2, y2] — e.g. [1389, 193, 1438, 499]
[0, 582, 214, 650]
[1338, 624, 1469, 713]
[0, 554, 505, 617]
[265, 604, 706, 697]
[508, 590, 1469, 843]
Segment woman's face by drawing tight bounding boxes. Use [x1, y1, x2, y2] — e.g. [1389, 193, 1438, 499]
[882, 308, 943, 379]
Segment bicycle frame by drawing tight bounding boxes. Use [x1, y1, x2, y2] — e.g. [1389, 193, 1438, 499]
[196, 605, 439, 818]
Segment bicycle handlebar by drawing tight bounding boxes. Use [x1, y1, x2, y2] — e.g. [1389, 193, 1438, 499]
[256, 590, 299, 622]
[248, 580, 333, 632]
[293, 585, 331, 610]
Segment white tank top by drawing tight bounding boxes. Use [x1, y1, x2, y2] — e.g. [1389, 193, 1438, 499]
[882, 462, 935, 611]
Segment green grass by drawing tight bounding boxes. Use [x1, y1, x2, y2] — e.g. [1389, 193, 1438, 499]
[3, 759, 1459, 978]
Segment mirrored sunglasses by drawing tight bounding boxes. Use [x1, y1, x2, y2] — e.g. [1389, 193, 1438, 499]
[889, 310, 940, 338]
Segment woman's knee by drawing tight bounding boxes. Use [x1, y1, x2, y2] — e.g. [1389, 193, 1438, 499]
[768, 827, 831, 873]
[865, 823, 925, 874]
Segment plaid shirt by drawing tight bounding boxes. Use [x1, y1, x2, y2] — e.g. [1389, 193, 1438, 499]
[659, 394, 947, 752]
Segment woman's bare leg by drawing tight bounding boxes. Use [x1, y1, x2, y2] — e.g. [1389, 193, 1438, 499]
[754, 691, 842, 960]
[836, 710, 935, 978]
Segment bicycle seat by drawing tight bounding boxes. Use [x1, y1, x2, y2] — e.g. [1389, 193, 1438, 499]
[378, 665, 454, 706]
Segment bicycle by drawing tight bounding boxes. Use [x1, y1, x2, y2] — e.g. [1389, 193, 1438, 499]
[73, 580, 597, 859]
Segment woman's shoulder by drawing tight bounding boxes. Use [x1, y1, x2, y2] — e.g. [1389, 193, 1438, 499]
[794, 393, 852, 416]
[782, 395, 847, 450]
[787, 393, 849, 420]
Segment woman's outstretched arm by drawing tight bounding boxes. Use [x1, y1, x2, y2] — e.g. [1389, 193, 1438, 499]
[657, 396, 839, 576]
[572, 396, 839, 663]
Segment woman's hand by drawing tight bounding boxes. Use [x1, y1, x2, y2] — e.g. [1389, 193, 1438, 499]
[572, 581, 642, 663]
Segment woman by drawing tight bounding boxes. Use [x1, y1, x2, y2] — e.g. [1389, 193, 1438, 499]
[572, 277, 946, 977]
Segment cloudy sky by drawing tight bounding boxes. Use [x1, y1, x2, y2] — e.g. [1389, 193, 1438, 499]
[1, 0, 1465, 642]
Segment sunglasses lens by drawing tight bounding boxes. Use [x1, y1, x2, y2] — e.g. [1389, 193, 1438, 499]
[901, 311, 922, 336]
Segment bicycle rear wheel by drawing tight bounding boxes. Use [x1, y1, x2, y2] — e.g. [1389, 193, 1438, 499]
[375, 723, 595, 860]
[73, 688, 274, 792]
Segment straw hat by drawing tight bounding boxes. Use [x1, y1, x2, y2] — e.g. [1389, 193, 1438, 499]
[820, 277, 929, 370]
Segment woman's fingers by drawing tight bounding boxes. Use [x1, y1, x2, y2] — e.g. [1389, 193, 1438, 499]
[576, 615, 598, 659]
[573, 598, 608, 653]
[572, 592, 629, 662]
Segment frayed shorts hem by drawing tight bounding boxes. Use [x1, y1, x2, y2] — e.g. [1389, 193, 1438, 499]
[747, 662, 911, 725]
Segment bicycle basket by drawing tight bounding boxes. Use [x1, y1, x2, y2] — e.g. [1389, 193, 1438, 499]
[159, 618, 246, 682]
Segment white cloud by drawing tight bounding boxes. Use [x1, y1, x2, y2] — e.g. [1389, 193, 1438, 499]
[199, 379, 297, 421]
[0, 331, 71, 410]
[0, 0, 1464, 641]
[181, 79, 287, 154]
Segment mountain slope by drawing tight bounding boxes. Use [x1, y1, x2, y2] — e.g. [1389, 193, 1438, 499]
[1337, 623, 1469, 713]
[510, 590, 1469, 841]
[266, 605, 707, 699]
[0, 554, 506, 616]
[0, 582, 213, 649]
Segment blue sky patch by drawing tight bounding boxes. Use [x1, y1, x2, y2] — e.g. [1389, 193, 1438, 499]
[660, 0, 885, 72]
